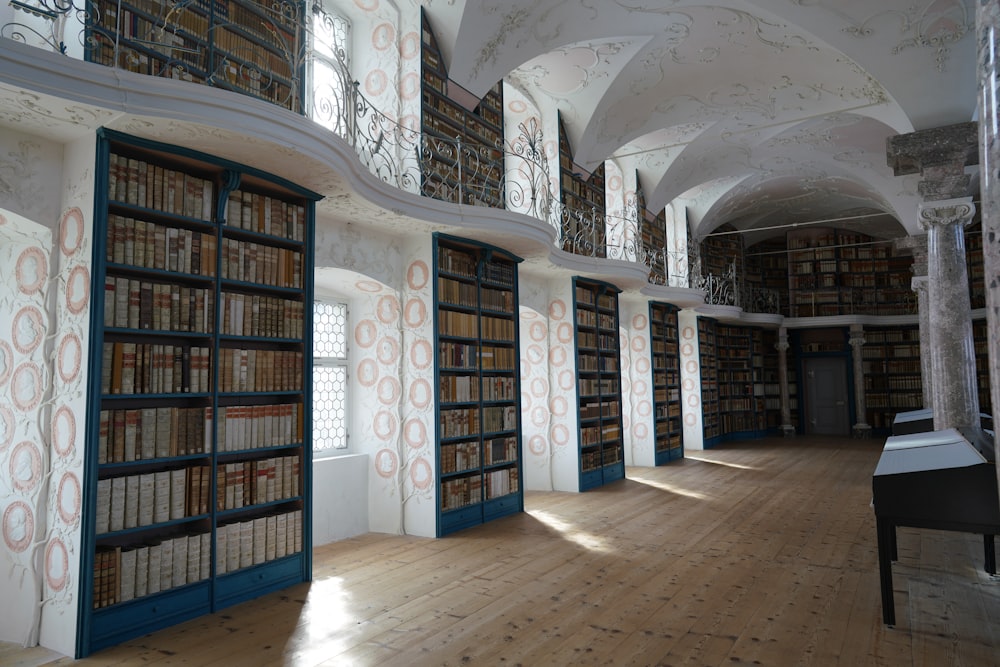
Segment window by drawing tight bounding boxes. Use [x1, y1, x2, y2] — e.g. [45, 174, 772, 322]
[313, 301, 349, 454]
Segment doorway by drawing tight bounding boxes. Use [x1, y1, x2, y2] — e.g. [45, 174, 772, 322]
[803, 357, 850, 435]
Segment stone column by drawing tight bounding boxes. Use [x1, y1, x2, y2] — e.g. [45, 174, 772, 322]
[776, 327, 794, 436]
[887, 122, 991, 455]
[919, 199, 982, 431]
[849, 324, 871, 438]
[976, 1, 1000, 466]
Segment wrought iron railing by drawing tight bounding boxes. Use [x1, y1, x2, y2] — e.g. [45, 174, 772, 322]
[2, 0, 714, 296]
[697, 262, 782, 314]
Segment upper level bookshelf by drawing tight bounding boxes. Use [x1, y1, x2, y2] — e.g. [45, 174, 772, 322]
[574, 278, 624, 489]
[559, 115, 606, 257]
[421, 12, 504, 208]
[87, 0, 303, 112]
[649, 302, 682, 463]
[787, 228, 913, 317]
[967, 221, 986, 310]
[700, 224, 742, 279]
[81, 130, 317, 656]
[745, 238, 789, 315]
[433, 235, 522, 535]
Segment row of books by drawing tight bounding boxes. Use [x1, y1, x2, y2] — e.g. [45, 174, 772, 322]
[102, 342, 211, 395]
[438, 341, 479, 369]
[866, 394, 923, 409]
[215, 509, 303, 575]
[95, 465, 211, 534]
[93, 532, 210, 609]
[216, 403, 303, 452]
[438, 277, 478, 308]
[485, 436, 517, 466]
[440, 375, 478, 403]
[107, 215, 217, 276]
[98, 406, 212, 464]
[220, 237, 302, 289]
[866, 375, 923, 391]
[104, 277, 214, 333]
[109, 153, 213, 219]
[440, 407, 480, 439]
[440, 441, 480, 474]
[578, 377, 620, 396]
[218, 348, 303, 393]
[481, 344, 515, 370]
[581, 449, 602, 472]
[438, 310, 478, 338]
[437, 247, 478, 278]
[221, 292, 304, 338]
[214, 25, 294, 82]
[482, 405, 516, 433]
[217, 456, 300, 510]
[481, 287, 513, 312]
[440, 475, 482, 511]
[480, 261, 514, 286]
[864, 360, 921, 374]
[485, 467, 518, 500]
[224, 189, 306, 242]
[481, 376, 514, 402]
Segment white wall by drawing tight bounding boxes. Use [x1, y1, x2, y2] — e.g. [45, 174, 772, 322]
[312, 454, 369, 545]
[679, 309, 705, 450]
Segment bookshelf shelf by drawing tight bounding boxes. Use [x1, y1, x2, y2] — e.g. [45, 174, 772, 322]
[434, 235, 522, 535]
[81, 130, 317, 656]
[649, 302, 683, 463]
[574, 278, 625, 489]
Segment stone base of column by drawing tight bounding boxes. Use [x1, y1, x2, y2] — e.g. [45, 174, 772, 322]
[852, 423, 872, 439]
[780, 424, 796, 437]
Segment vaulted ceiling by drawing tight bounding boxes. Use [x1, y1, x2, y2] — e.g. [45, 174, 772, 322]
[425, 0, 978, 244]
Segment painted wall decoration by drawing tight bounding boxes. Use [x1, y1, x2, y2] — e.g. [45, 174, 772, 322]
[678, 310, 704, 450]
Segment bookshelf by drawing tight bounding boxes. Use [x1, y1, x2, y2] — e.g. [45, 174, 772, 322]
[421, 12, 504, 208]
[787, 229, 913, 317]
[973, 319, 992, 416]
[700, 224, 742, 279]
[649, 302, 683, 463]
[861, 325, 922, 432]
[433, 235, 522, 535]
[643, 203, 668, 285]
[745, 238, 789, 315]
[967, 221, 986, 310]
[698, 317, 721, 446]
[87, 0, 304, 112]
[574, 278, 624, 489]
[81, 130, 317, 656]
[559, 115, 607, 256]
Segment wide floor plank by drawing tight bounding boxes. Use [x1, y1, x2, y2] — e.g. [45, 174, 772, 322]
[7, 436, 1000, 666]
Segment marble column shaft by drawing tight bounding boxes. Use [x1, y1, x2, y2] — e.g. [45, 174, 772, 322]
[848, 324, 870, 436]
[919, 199, 981, 431]
[776, 327, 794, 436]
[977, 0, 1000, 466]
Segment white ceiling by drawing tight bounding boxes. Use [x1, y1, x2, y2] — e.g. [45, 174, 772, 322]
[425, 0, 979, 243]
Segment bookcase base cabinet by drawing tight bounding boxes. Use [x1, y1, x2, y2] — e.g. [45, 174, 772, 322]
[440, 493, 523, 536]
[89, 581, 211, 655]
[655, 447, 683, 466]
[580, 461, 625, 492]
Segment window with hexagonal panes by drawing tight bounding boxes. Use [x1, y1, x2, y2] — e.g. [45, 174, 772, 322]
[313, 301, 349, 453]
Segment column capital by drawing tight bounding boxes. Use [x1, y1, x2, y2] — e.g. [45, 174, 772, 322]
[775, 341, 790, 352]
[848, 333, 865, 348]
[911, 274, 929, 294]
[887, 121, 978, 200]
[918, 197, 976, 231]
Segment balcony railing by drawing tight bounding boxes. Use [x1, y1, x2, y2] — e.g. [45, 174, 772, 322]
[3, 0, 711, 298]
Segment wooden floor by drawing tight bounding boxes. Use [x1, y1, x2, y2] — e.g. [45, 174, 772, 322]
[5, 436, 1000, 666]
